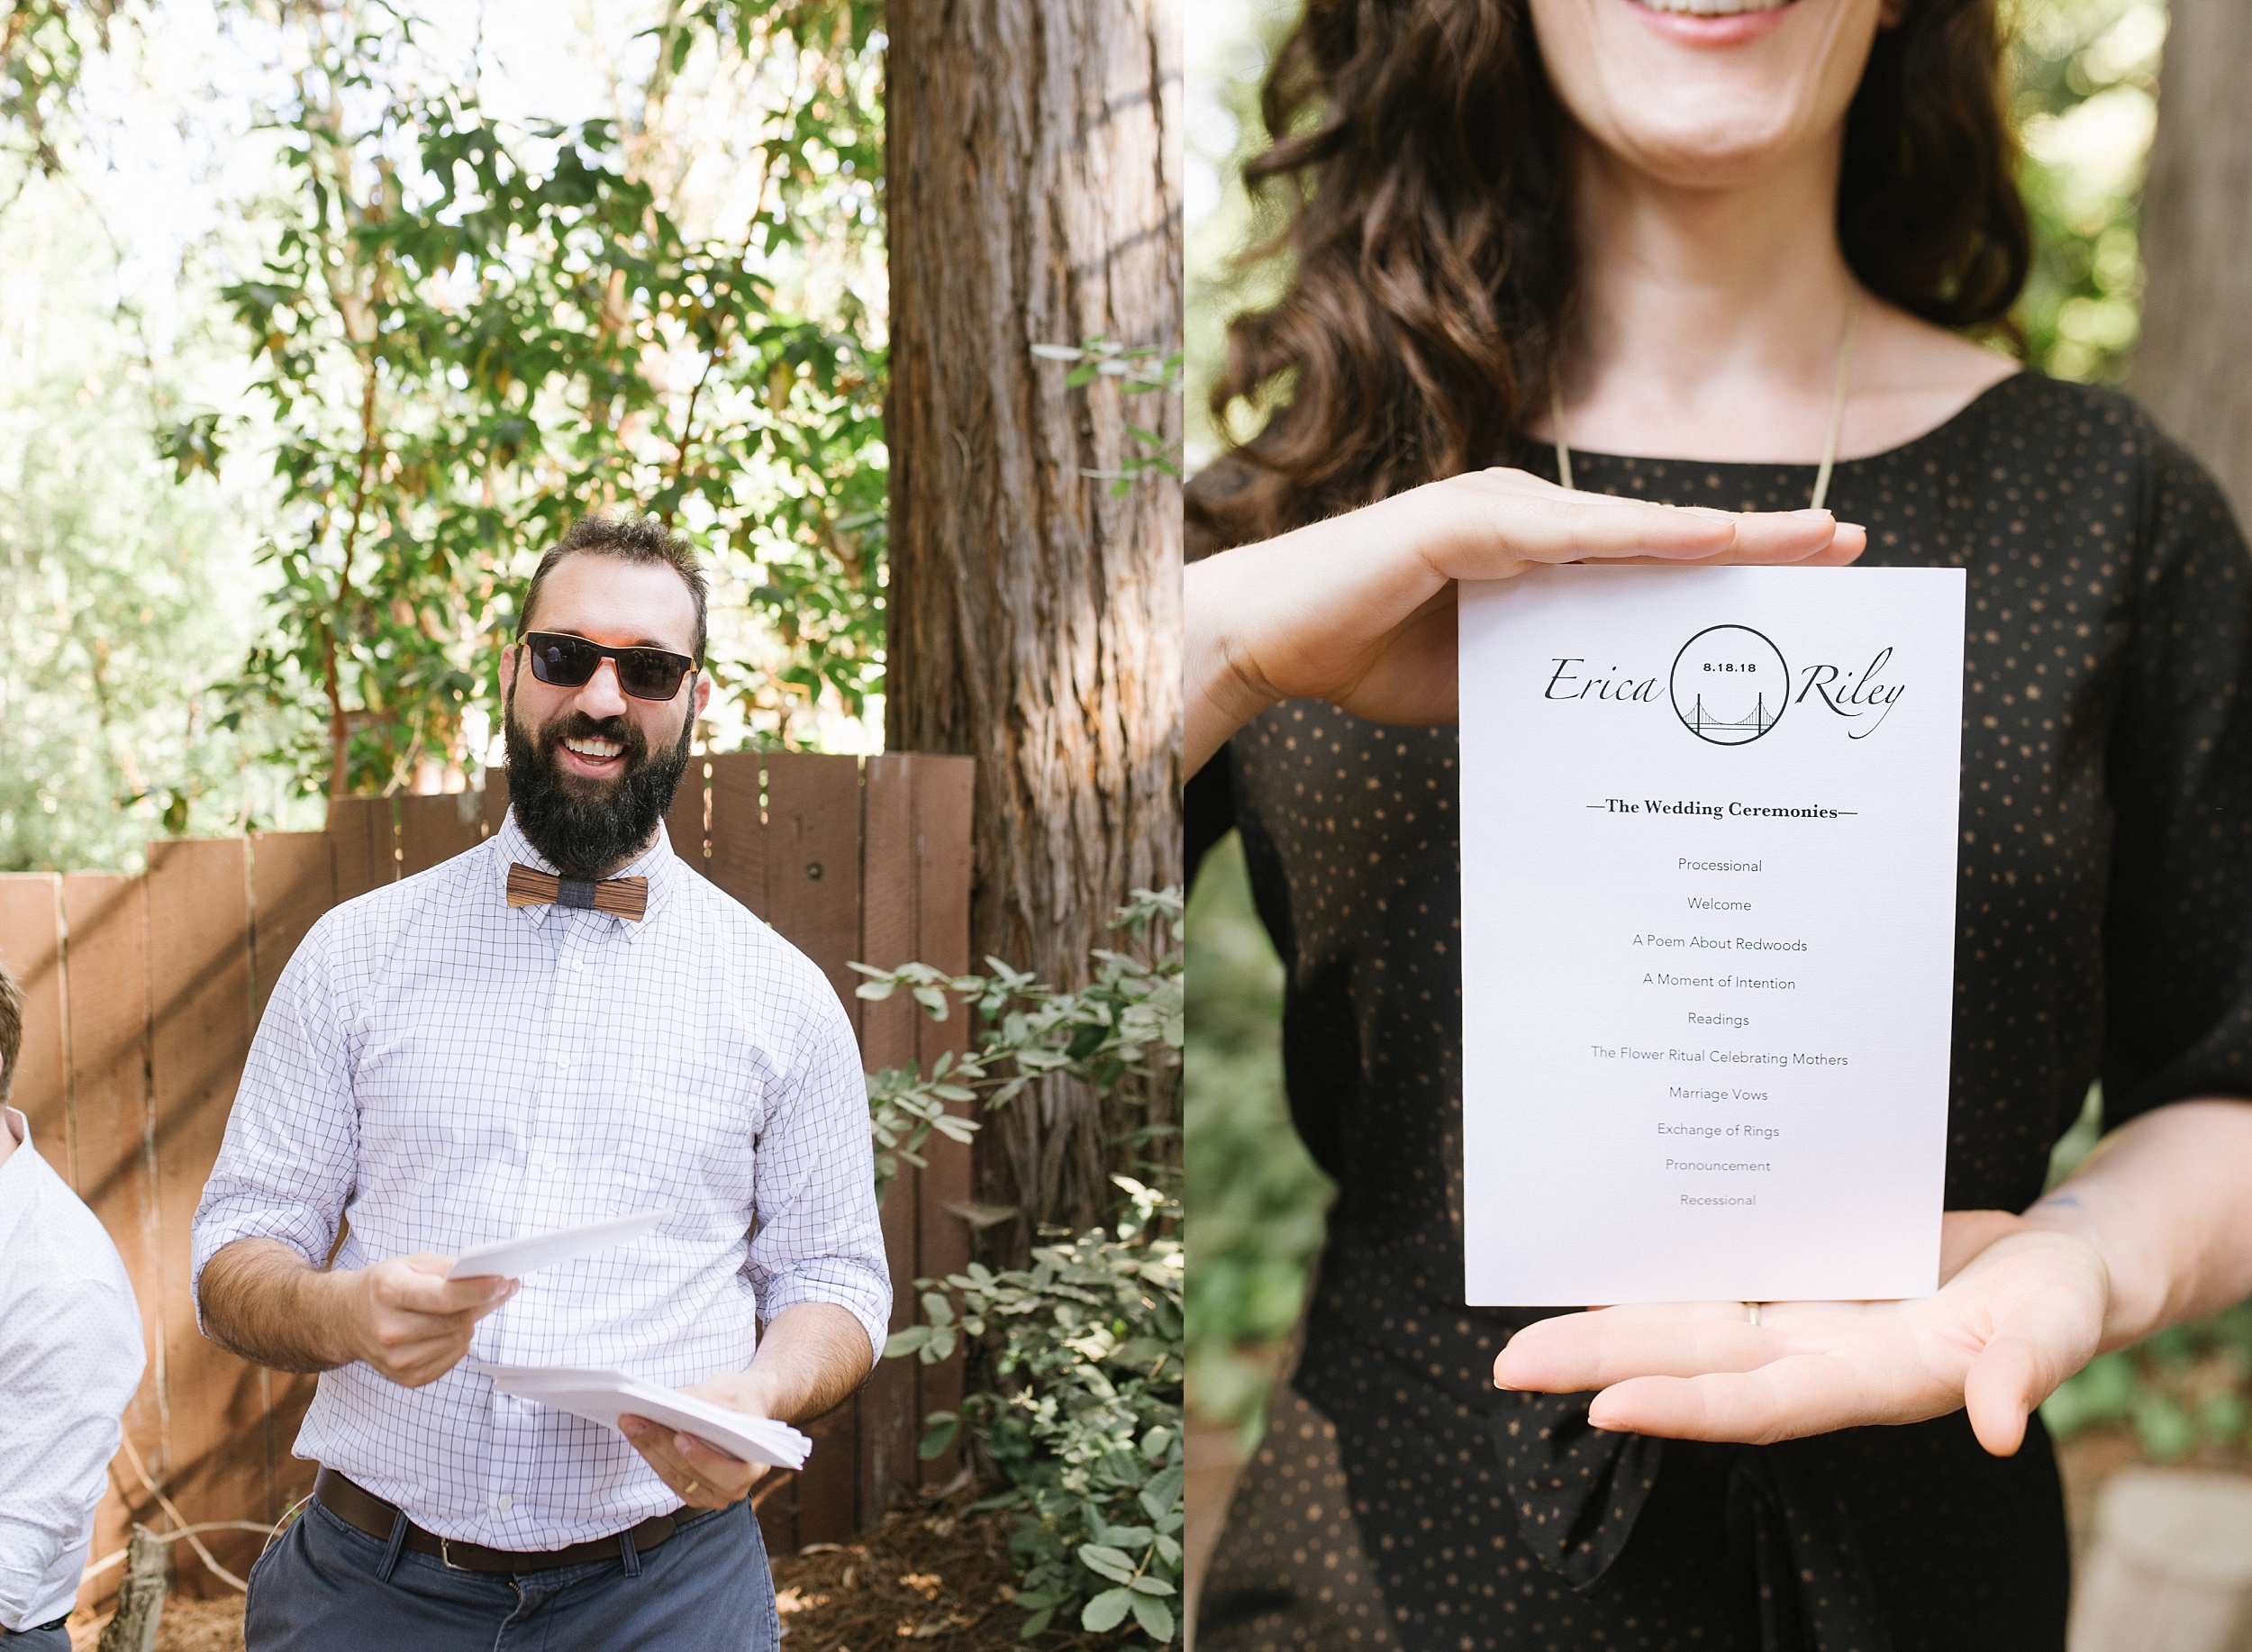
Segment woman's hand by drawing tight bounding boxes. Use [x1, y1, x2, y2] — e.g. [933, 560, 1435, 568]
[1490, 1211, 2110, 1457]
[1186, 466, 1865, 773]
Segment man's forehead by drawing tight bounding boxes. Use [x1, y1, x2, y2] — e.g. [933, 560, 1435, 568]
[527, 554, 698, 652]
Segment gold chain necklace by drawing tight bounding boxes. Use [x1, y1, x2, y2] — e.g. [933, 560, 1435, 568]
[1548, 290, 1862, 513]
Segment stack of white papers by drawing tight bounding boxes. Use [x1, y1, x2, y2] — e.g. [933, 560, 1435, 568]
[474, 1362, 812, 1471]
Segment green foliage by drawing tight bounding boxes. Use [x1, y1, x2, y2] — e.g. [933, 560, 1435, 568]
[0, 183, 314, 871]
[2044, 1303, 2252, 1462]
[854, 887, 1184, 1203]
[867, 897, 1185, 1644]
[207, 0, 887, 797]
[891, 1178, 1185, 1647]
[2011, 0, 2166, 383]
[0, 0, 117, 196]
[1184, 835, 1331, 1439]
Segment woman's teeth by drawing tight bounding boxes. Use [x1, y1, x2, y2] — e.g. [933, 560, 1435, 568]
[1636, 0, 1793, 13]
[564, 737, 623, 760]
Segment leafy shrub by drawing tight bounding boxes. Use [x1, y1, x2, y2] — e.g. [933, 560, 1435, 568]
[892, 1179, 1184, 1644]
[858, 890, 1185, 1646]
[856, 887, 1183, 1203]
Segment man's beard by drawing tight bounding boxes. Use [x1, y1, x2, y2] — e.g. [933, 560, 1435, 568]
[503, 682, 695, 878]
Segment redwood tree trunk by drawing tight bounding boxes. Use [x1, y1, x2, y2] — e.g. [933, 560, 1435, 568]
[2132, 0, 2252, 520]
[886, 0, 1183, 1233]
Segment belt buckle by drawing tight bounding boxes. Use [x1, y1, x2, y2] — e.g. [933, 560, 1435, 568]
[439, 1535, 468, 1572]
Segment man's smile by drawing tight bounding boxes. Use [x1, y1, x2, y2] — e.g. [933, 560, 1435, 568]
[559, 734, 628, 778]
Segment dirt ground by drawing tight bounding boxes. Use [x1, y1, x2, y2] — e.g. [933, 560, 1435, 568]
[70, 1484, 1102, 1652]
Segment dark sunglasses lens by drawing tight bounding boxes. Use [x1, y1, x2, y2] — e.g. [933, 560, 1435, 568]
[616, 650, 690, 700]
[528, 635, 602, 687]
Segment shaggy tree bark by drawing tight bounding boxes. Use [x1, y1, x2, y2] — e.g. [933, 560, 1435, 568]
[886, 0, 1183, 1234]
[2132, 0, 2252, 521]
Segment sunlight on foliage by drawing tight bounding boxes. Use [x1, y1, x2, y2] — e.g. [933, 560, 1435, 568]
[213, 0, 888, 796]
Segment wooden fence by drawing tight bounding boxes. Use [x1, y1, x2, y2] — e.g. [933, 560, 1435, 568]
[0, 750, 976, 1608]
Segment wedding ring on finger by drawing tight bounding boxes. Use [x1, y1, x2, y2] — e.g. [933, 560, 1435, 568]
[1746, 1302, 1763, 1327]
[684, 1480, 700, 1497]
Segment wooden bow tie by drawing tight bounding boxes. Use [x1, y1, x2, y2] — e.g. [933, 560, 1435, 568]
[506, 864, 649, 921]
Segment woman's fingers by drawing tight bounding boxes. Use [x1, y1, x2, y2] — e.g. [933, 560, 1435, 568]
[1496, 1305, 1792, 1392]
[1422, 470, 1858, 577]
[1585, 1347, 1945, 1443]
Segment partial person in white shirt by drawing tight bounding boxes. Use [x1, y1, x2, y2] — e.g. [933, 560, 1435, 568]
[192, 513, 889, 1651]
[0, 962, 147, 1651]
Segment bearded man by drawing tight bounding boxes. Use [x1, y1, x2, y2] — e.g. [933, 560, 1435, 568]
[194, 513, 886, 1651]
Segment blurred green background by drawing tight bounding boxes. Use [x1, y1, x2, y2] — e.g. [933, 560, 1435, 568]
[1185, 0, 2251, 1475]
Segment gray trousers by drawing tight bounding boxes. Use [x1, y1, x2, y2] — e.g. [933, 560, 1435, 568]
[243, 1497, 779, 1651]
[0, 1624, 68, 1651]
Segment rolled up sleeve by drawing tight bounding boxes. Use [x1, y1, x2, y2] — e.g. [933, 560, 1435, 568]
[743, 978, 891, 1361]
[191, 910, 359, 1321]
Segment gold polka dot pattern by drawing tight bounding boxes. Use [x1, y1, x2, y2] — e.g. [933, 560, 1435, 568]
[1187, 373, 2252, 1647]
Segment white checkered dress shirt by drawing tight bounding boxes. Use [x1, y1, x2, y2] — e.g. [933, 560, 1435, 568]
[193, 810, 888, 1548]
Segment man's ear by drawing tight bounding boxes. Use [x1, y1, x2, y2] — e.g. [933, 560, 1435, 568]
[498, 640, 518, 700]
[693, 669, 713, 719]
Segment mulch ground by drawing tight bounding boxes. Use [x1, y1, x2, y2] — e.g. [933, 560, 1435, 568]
[75, 1483, 1103, 1652]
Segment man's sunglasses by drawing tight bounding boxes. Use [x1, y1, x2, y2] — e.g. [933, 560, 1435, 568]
[521, 632, 699, 702]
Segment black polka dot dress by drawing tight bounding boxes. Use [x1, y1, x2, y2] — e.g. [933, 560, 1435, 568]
[1188, 373, 2252, 1651]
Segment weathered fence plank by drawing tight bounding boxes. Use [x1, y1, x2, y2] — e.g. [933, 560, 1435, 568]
[39, 752, 976, 1605]
[667, 756, 708, 870]
[708, 751, 767, 917]
[146, 840, 268, 1587]
[766, 753, 864, 1023]
[59, 875, 163, 1610]
[250, 833, 334, 1008]
[0, 876, 68, 1178]
[397, 793, 482, 878]
[858, 758, 925, 1520]
[911, 758, 977, 1487]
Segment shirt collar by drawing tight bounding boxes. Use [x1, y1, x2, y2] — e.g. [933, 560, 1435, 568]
[0, 1107, 38, 1255]
[489, 807, 679, 939]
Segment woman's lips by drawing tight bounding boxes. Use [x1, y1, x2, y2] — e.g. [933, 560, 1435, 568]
[1624, 0, 1798, 46]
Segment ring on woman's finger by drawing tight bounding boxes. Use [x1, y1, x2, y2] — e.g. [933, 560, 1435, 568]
[1746, 1302, 1763, 1327]
[684, 1479, 700, 1497]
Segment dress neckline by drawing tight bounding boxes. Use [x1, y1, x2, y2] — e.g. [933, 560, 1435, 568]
[1518, 368, 2028, 475]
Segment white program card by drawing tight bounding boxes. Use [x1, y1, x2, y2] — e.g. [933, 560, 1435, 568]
[445, 1212, 666, 1279]
[1458, 565, 1966, 1305]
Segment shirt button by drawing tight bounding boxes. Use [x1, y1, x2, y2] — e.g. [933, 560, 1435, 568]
[496, 1493, 514, 1511]
[571, 960, 586, 974]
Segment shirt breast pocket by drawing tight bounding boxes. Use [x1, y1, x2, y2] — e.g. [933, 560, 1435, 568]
[617, 1043, 760, 1217]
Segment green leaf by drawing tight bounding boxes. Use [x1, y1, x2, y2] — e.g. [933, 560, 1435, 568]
[883, 1325, 931, 1357]
[916, 1413, 959, 1459]
[1018, 1607, 1053, 1638]
[1076, 1544, 1138, 1584]
[1126, 1575, 1175, 1596]
[1081, 1588, 1133, 1632]
[1130, 1593, 1175, 1640]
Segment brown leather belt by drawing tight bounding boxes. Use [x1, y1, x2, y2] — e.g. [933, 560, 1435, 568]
[314, 1466, 705, 1574]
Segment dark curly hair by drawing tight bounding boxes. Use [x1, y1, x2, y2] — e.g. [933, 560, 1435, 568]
[1194, 0, 2030, 547]
[521, 512, 708, 663]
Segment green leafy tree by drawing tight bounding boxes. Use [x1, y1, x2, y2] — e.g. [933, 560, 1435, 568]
[200, 0, 887, 798]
